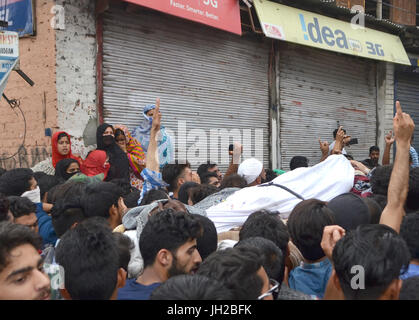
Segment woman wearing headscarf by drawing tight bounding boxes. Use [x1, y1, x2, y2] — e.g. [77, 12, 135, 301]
[131, 103, 174, 168]
[81, 150, 110, 180]
[96, 124, 130, 182]
[54, 158, 81, 181]
[31, 131, 82, 175]
[52, 131, 82, 168]
[114, 124, 146, 190]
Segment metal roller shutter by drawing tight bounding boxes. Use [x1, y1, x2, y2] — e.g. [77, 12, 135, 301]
[396, 72, 419, 152]
[278, 42, 377, 170]
[102, 6, 270, 171]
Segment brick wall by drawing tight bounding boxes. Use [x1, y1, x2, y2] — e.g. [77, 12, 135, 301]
[0, 0, 57, 170]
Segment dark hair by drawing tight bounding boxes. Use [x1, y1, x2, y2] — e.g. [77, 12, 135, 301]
[55, 217, 119, 300]
[34, 173, 63, 201]
[236, 237, 285, 285]
[219, 174, 247, 190]
[197, 246, 264, 300]
[81, 182, 124, 220]
[197, 163, 217, 180]
[370, 165, 393, 196]
[114, 128, 125, 140]
[140, 188, 169, 206]
[55, 158, 80, 181]
[47, 181, 87, 205]
[140, 209, 202, 268]
[369, 146, 380, 154]
[326, 193, 370, 231]
[240, 210, 289, 262]
[333, 128, 346, 139]
[189, 184, 218, 205]
[192, 214, 217, 261]
[109, 179, 133, 196]
[201, 172, 219, 185]
[400, 276, 419, 300]
[406, 167, 419, 212]
[162, 162, 191, 192]
[0, 168, 34, 196]
[51, 198, 85, 238]
[400, 213, 419, 261]
[150, 274, 233, 300]
[113, 232, 134, 273]
[333, 224, 410, 300]
[7, 196, 37, 219]
[57, 132, 69, 142]
[368, 194, 387, 213]
[0, 221, 42, 273]
[178, 182, 199, 204]
[264, 169, 278, 183]
[362, 197, 382, 224]
[289, 156, 309, 171]
[0, 193, 10, 222]
[287, 199, 335, 261]
[123, 189, 142, 208]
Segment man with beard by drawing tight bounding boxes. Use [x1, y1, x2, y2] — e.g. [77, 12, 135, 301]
[117, 209, 202, 300]
[0, 222, 51, 300]
[361, 146, 380, 169]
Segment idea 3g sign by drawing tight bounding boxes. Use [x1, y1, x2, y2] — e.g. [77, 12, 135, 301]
[299, 14, 385, 57]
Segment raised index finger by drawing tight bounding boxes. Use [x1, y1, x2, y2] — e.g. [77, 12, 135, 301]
[395, 101, 402, 116]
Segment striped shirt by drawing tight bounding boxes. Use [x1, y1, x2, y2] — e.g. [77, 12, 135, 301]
[137, 168, 169, 205]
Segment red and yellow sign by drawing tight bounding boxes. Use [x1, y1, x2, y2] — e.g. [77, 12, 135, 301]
[123, 0, 242, 35]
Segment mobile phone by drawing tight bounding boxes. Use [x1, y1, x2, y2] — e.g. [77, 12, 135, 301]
[347, 138, 358, 146]
[229, 144, 234, 152]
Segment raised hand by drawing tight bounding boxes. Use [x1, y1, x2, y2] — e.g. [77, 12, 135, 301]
[152, 97, 161, 134]
[385, 130, 395, 145]
[318, 138, 329, 155]
[321, 225, 346, 261]
[393, 101, 414, 145]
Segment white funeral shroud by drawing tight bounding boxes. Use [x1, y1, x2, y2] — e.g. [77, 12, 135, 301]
[206, 155, 354, 233]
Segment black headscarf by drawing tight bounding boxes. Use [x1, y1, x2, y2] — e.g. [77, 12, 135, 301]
[55, 158, 80, 181]
[96, 123, 130, 183]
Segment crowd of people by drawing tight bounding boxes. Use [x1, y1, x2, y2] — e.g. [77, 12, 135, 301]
[0, 99, 418, 301]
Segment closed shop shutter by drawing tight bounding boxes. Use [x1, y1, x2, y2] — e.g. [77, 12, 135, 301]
[278, 42, 377, 170]
[102, 6, 270, 171]
[396, 72, 419, 152]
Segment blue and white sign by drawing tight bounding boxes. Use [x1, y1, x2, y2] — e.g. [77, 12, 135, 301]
[0, 31, 19, 99]
[0, 0, 34, 37]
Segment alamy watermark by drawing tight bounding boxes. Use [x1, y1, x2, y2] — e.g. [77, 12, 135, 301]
[155, 120, 265, 166]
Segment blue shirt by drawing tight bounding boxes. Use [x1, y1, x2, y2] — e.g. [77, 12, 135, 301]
[288, 258, 332, 299]
[137, 168, 169, 205]
[117, 279, 161, 300]
[410, 146, 419, 168]
[400, 263, 419, 280]
[35, 203, 58, 247]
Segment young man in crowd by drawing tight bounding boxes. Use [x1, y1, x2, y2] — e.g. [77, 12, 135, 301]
[197, 245, 275, 300]
[287, 199, 335, 298]
[237, 158, 265, 187]
[117, 209, 202, 300]
[81, 181, 127, 230]
[322, 101, 415, 300]
[197, 162, 223, 183]
[0, 168, 57, 246]
[361, 146, 380, 169]
[400, 213, 419, 280]
[8, 196, 38, 233]
[0, 221, 51, 300]
[56, 217, 126, 300]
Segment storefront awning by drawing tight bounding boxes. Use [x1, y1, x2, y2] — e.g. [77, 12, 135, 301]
[254, 0, 411, 65]
[122, 0, 242, 35]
